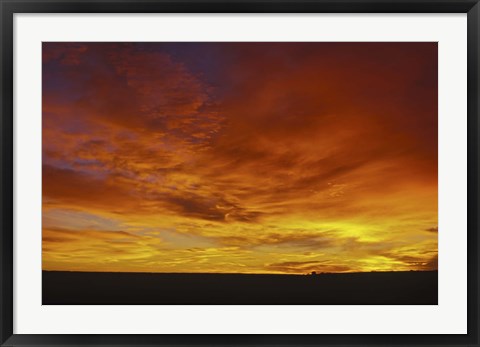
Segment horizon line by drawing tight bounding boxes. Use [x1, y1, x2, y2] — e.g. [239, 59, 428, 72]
[42, 269, 438, 275]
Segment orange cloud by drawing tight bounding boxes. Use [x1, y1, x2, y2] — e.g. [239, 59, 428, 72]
[42, 42, 437, 274]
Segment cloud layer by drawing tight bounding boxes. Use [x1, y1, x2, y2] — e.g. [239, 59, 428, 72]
[42, 42, 438, 273]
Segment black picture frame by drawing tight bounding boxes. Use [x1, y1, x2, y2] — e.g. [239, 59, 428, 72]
[1, 0, 479, 346]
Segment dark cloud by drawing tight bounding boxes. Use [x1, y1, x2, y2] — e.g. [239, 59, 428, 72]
[42, 165, 138, 211]
[43, 43, 88, 65]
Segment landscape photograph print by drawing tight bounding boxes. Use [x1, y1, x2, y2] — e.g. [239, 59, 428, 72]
[42, 42, 438, 305]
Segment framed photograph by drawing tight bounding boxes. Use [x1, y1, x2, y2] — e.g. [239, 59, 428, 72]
[1, 0, 479, 346]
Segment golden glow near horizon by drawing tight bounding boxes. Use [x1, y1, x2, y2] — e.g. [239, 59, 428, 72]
[42, 42, 438, 274]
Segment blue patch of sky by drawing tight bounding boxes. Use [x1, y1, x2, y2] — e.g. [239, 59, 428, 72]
[134, 42, 231, 99]
[43, 150, 110, 180]
[154, 228, 216, 249]
[43, 208, 123, 231]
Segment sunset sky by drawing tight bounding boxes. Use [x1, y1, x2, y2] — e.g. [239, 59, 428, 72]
[42, 42, 437, 274]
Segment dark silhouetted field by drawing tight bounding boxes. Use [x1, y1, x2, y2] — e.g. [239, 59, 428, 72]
[42, 270, 437, 305]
